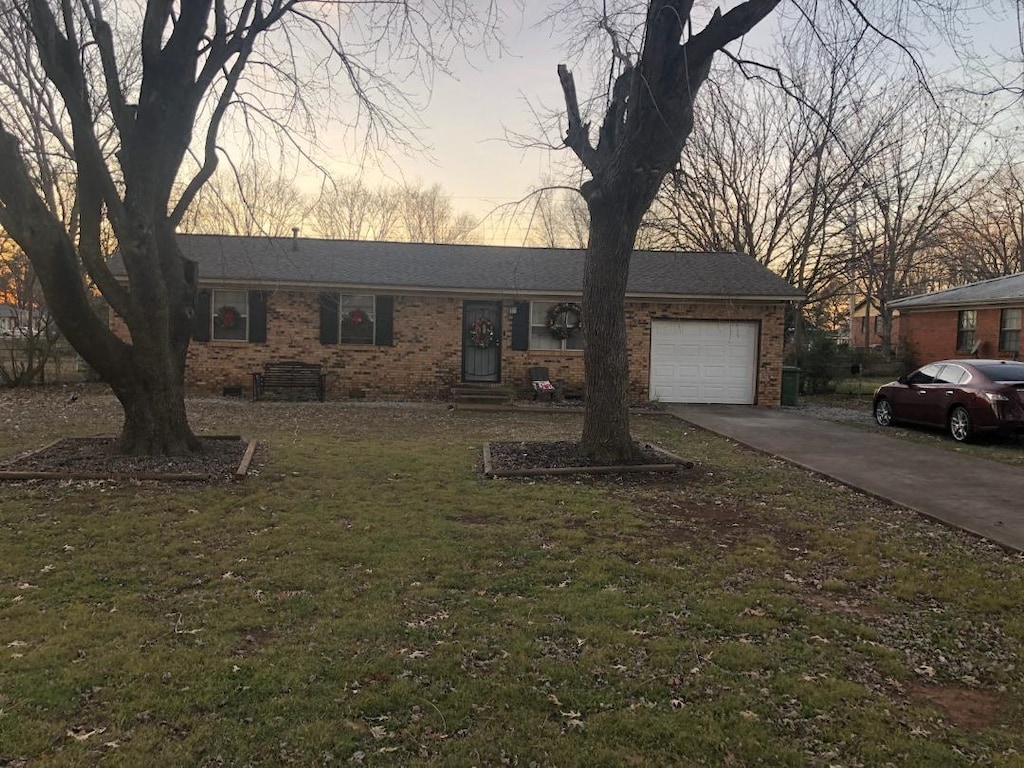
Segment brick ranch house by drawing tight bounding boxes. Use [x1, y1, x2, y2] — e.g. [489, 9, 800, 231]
[110, 234, 803, 404]
[890, 272, 1024, 364]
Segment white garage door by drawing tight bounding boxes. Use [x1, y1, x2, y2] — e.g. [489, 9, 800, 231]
[649, 320, 759, 404]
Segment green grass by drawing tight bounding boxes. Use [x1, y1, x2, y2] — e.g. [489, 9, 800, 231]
[2, 400, 1023, 766]
[831, 377, 894, 395]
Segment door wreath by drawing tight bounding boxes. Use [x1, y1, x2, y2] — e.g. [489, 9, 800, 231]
[547, 302, 582, 340]
[468, 317, 496, 348]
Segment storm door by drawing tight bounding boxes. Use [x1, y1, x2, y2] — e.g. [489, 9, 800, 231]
[462, 301, 502, 383]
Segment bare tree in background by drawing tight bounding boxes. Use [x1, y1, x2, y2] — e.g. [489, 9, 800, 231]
[398, 183, 480, 244]
[0, 0, 502, 454]
[181, 163, 311, 238]
[0, 233, 62, 386]
[521, 188, 590, 249]
[936, 161, 1024, 283]
[308, 178, 401, 241]
[850, 86, 986, 351]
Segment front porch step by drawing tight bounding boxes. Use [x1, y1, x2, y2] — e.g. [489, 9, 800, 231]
[450, 385, 514, 408]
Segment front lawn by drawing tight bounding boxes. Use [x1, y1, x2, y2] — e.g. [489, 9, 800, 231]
[1, 388, 1022, 765]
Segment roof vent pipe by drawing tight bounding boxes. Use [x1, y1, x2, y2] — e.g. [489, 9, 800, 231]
[292, 227, 299, 251]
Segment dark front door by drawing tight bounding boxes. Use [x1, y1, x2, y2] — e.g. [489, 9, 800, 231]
[462, 301, 502, 383]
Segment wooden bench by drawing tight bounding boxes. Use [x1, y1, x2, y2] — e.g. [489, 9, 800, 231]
[252, 361, 326, 402]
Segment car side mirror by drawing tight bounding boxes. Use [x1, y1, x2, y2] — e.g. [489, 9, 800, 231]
[897, 375, 909, 385]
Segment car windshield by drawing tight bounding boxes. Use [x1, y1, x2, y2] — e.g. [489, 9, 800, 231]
[974, 362, 1024, 382]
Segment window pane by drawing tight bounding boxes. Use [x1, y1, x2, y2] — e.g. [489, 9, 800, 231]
[530, 328, 561, 350]
[530, 302, 555, 349]
[213, 289, 248, 341]
[908, 364, 939, 385]
[528, 301, 584, 350]
[531, 302, 554, 326]
[341, 294, 375, 344]
[934, 365, 968, 385]
[1002, 308, 1022, 331]
[976, 362, 1024, 381]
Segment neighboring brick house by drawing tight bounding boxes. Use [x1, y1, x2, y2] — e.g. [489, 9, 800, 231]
[111, 234, 803, 404]
[848, 298, 901, 350]
[890, 273, 1024, 364]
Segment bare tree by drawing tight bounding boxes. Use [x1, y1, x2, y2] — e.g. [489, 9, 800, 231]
[551, 0, 979, 460]
[0, 0, 501, 454]
[520, 188, 590, 249]
[556, 0, 784, 462]
[308, 177, 399, 240]
[850, 86, 987, 350]
[935, 161, 1024, 283]
[398, 182, 481, 244]
[0, 231, 61, 386]
[181, 163, 311, 238]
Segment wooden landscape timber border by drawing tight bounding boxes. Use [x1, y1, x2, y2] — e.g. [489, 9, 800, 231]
[0, 436, 258, 482]
[482, 442, 693, 478]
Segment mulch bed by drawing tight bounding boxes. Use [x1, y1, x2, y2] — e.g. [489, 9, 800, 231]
[0, 436, 254, 482]
[484, 440, 692, 478]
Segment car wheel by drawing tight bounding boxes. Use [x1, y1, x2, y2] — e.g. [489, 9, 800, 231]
[949, 406, 972, 443]
[874, 398, 894, 427]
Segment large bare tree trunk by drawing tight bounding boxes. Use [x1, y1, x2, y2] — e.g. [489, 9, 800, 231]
[558, 0, 782, 464]
[111, 362, 198, 455]
[581, 199, 641, 462]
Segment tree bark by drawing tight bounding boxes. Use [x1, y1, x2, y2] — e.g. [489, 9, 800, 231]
[110, 359, 199, 455]
[580, 194, 647, 463]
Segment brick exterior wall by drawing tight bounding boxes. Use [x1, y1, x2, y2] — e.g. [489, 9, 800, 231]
[898, 307, 1022, 365]
[111, 289, 788, 404]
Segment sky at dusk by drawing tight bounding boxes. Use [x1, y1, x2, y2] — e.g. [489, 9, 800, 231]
[302, 1, 1022, 244]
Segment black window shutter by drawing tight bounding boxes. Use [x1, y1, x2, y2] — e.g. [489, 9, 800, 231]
[319, 293, 339, 345]
[193, 289, 211, 342]
[375, 295, 394, 346]
[248, 290, 267, 343]
[511, 301, 530, 350]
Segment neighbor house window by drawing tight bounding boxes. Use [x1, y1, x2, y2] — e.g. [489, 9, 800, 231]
[1000, 308, 1021, 353]
[340, 294, 375, 344]
[956, 310, 976, 351]
[212, 289, 248, 341]
[529, 301, 584, 351]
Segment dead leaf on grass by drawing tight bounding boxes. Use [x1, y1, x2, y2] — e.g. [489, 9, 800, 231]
[67, 726, 106, 741]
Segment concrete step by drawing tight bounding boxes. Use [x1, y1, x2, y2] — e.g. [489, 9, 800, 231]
[450, 385, 514, 407]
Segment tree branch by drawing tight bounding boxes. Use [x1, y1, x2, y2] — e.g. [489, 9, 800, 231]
[558, 63, 602, 174]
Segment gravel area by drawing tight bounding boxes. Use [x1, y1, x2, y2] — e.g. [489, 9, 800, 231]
[795, 402, 877, 426]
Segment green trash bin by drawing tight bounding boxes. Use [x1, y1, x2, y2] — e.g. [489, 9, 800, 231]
[781, 366, 801, 406]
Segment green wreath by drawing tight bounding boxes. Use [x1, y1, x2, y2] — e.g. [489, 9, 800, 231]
[468, 317, 496, 349]
[546, 302, 582, 340]
[217, 305, 240, 330]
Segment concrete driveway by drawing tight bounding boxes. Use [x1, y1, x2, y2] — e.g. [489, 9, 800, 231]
[668, 404, 1024, 553]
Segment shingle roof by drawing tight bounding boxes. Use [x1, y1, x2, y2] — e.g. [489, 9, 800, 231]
[889, 273, 1024, 310]
[112, 234, 803, 300]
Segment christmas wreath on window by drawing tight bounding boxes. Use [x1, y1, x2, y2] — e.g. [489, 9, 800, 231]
[468, 317, 496, 349]
[217, 305, 240, 330]
[547, 301, 582, 340]
[347, 308, 369, 326]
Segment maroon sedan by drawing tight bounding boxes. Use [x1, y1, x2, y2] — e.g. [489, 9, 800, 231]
[873, 359, 1024, 442]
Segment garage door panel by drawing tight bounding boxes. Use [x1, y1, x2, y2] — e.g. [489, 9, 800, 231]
[649, 320, 758, 404]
